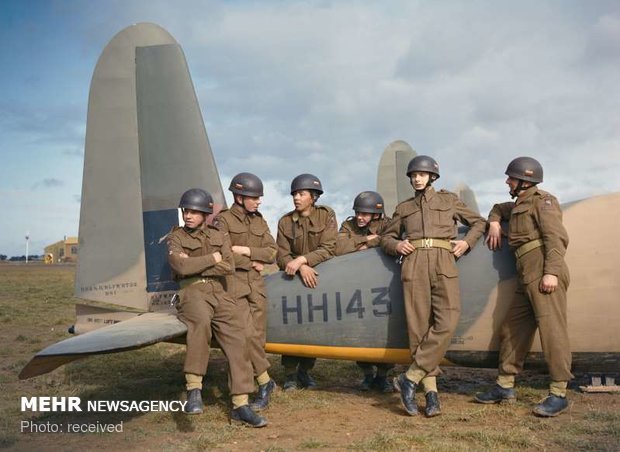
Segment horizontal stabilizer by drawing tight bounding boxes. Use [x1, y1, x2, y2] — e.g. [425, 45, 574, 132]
[19, 313, 186, 379]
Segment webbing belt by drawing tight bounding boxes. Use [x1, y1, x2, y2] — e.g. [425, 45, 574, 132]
[179, 276, 211, 289]
[514, 239, 544, 258]
[409, 238, 453, 251]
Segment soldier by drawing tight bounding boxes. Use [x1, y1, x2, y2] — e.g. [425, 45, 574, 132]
[381, 156, 486, 417]
[167, 188, 267, 427]
[474, 157, 572, 417]
[276, 173, 337, 390]
[214, 173, 278, 411]
[335, 191, 394, 393]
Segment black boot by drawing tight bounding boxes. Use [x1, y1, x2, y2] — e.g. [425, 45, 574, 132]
[184, 388, 203, 414]
[250, 379, 277, 411]
[373, 375, 394, 393]
[532, 395, 568, 417]
[393, 373, 418, 416]
[424, 391, 441, 417]
[474, 384, 516, 404]
[230, 405, 268, 427]
[283, 373, 299, 391]
[360, 373, 375, 391]
[297, 368, 317, 389]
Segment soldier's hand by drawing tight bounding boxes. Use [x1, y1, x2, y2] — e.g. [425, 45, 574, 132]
[285, 256, 306, 275]
[299, 264, 318, 288]
[485, 221, 502, 251]
[212, 251, 222, 263]
[396, 240, 415, 255]
[179, 252, 189, 258]
[251, 261, 264, 272]
[539, 274, 558, 293]
[232, 245, 251, 256]
[450, 240, 469, 258]
[367, 234, 379, 242]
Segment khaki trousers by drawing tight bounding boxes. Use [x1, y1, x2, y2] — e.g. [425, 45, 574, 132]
[402, 250, 461, 376]
[247, 286, 267, 346]
[498, 272, 573, 381]
[239, 295, 271, 377]
[176, 283, 254, 395]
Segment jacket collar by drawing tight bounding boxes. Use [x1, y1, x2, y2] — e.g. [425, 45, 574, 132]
[415, 185, 436, 202]
[516, 186, 538, 205]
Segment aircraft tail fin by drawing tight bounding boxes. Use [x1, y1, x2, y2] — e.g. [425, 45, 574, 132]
[454, 182, 480, 214]
[376, 140, 416, 216]
[75, 23, 225, 312]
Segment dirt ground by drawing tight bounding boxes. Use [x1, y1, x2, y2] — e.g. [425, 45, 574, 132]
[1, 264, 618, 451]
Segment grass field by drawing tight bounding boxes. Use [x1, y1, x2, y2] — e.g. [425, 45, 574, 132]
[1, 263, 618, 451]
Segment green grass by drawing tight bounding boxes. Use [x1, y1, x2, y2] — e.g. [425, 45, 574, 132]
[2, 264, 619, 451]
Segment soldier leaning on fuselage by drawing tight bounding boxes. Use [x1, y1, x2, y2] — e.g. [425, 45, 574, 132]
[276, 173, 338, 391]
[214, 172, 278, 412]
[167, 188, 267, 428]
[381, 156, 486, 418]
[474, 157, 573, 418]
[335, 190, 395, 393]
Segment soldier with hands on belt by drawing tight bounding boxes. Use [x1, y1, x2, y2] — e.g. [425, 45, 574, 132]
[167, 188, 267, 427]
[474, 157, 572, 417]
[276, 173, 337, 390]
[214, 173, 278, 411]
[335, 191, 394, 393]
[381, 156, 486, 417]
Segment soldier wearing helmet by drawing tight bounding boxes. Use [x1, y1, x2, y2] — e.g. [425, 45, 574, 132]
[167, 188, 267, 427]
[214, 173, 278, 411]
[381, 155, 486, 417]
[475, 157, 572, 418]
[276, 173, 337, 391]
[335, 190, 395, 392]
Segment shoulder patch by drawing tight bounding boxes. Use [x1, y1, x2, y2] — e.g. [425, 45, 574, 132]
[541, 198, 555, 210]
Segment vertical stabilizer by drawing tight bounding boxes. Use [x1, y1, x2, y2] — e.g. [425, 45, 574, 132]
[454, 182, 480, 214]
[376, 140, 416, 216]
[75, 23, 225, 311]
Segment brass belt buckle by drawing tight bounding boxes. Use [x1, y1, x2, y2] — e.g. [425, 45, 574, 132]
[423, 238, 433, 248]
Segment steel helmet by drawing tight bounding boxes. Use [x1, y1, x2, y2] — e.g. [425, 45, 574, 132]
[229, 172, 264, 197]
[505, 157, 543, 183]
[353, 191, 385, 214]
[406, 155, 440, 179]
[179, 188, 214, 214]
[290, 173, 324, 195]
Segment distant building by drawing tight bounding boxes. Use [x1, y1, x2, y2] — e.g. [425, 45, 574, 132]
[44, 236, 79, 263]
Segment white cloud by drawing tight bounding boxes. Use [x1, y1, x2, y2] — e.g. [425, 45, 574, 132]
[2, 1, 620, 255]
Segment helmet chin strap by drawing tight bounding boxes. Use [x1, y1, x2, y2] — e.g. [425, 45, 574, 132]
[510, 180, 526, 199]
[415, 182, 432, 193]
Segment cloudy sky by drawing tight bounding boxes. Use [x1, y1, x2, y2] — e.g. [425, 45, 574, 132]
[1, 0, 619, 256]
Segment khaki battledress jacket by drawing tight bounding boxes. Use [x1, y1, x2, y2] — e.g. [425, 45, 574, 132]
[381, 187, 486, 375]
[335, 216, 390, 256]
[488, 186, 572, 381]
[215, 204, 277, 375]
[167, 224, 254, 395]
[276, 205, 337, 371]
[276, 205, 338, 269]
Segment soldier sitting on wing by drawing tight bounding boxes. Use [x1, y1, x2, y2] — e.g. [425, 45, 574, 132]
[335, 191, 395, 393]
[167, 188, 267, 427]
[214, 173, 278, 412]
